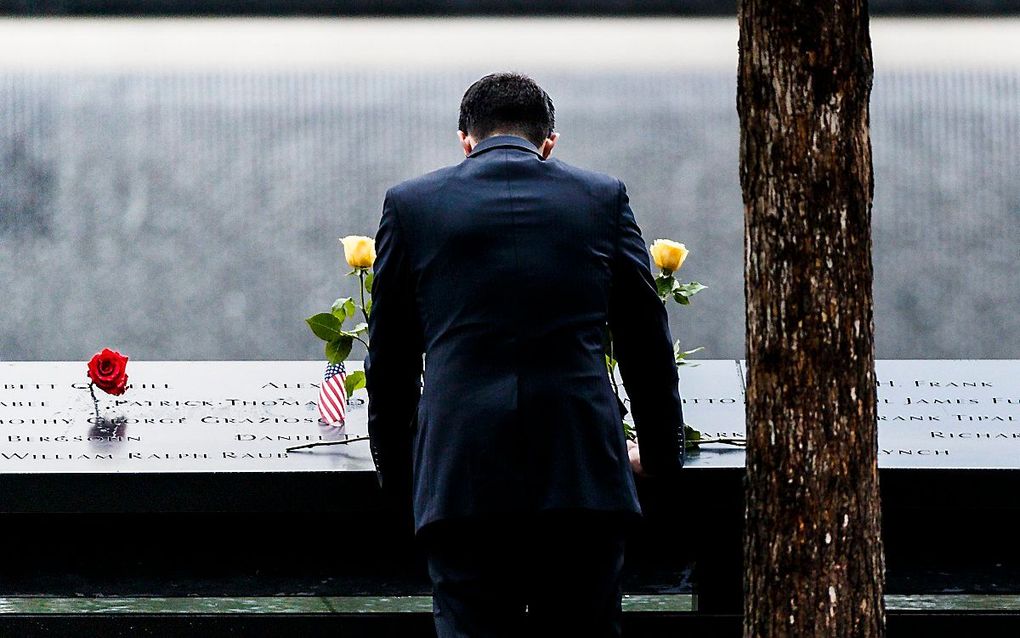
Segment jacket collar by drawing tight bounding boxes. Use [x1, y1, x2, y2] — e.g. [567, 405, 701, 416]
[466, 134, 544, 160]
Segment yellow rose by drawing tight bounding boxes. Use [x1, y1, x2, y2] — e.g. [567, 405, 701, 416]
[649, 239, 689, 273]
[339, 235, 376, 269]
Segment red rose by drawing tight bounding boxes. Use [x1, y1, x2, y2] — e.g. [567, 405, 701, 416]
[87, 348, 129, 396]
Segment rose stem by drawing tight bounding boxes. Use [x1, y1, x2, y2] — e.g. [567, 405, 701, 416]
[608, 337, 621, 398]
[88, 382, 101, 424]
[286, 436, 369, 453]
[359, 268, 370, 324]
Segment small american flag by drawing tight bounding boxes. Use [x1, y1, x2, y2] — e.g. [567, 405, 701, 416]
[317, 361, 349, 425]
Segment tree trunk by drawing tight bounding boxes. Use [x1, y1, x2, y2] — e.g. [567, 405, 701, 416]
[737, 1, 886, 636]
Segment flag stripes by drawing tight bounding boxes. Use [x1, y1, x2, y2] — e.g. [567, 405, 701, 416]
[317, 361, 348, 425]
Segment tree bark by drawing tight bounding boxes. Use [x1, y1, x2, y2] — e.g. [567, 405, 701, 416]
[737, 1, 886, 636]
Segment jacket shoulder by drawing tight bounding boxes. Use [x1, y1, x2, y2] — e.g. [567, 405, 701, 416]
[385, 156, 623, 208]
[385, 163, 460, 203]
[545, 157, 623, 201]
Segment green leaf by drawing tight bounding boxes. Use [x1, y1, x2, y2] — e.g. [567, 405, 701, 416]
[344, 370, 366, 397]
[364, 298, 372, 316]
[622, 420, 636, 441]
[655, 275, 675, 298]
[675, 340, 705, 366]
[343, 298, 356, 319]
[331, 297, 353, 322]
[325, 336, 354, 363]
[364, 272, 374, 293]
[685, 424, 703, 449]
[350, 322, 368, 334]
[675, 282, 708, 298]
[675, 345, 704, 360]
[306, 313, 344, 342]
[671, 281, 706, 305]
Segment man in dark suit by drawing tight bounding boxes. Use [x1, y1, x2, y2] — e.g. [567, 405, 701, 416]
[365, 72, 684, 637]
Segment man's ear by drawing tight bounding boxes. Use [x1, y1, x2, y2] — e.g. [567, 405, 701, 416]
[458, 130, 474, 157]
[540, 132, 560, 159]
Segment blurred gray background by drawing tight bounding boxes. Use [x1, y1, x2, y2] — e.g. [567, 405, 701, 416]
[1, 19, 1018, 362]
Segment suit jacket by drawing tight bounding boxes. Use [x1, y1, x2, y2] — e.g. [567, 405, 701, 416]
[364, 134, 685, 533]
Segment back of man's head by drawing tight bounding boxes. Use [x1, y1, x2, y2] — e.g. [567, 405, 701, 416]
[458, 72, 555, 149]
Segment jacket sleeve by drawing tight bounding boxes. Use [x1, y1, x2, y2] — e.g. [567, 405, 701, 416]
[365, 189, 425, 501]
[607, 179, 685, 476]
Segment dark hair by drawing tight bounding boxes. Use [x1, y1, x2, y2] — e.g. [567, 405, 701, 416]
[458, 72, 555, 149]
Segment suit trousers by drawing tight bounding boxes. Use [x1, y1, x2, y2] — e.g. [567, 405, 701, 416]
[419, 509, 630, 638]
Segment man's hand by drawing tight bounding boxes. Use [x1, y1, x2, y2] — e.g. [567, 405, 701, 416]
[627, 439, 648, 478]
